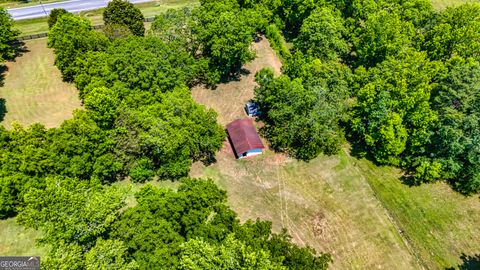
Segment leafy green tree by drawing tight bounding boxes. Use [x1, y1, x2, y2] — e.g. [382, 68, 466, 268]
[424, 3, 480, 61]
[18, 177, 127, 249]
[276, 0, 325, 37]
[193, 2, 257, 83]
[354, 10, 415, 67]
[255, 56, 351, 160]
[114, 88, 225, 179]
[48, 13, 109, 81]
[0, 8, 19, 62]
[75, 36, 199, 96]
[351, 50, 444, 165]
[179, 235, 284, 270]
[85, 239, 139, 270]
[47, 8, 69, 29]
[83, 86, 120, 129]
[428, 57, 480, 193]
[103, 0, 145, 36]
[294, 7, 348, 60]
[151, 7, 200, 57]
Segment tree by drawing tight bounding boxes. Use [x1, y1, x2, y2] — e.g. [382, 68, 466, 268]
[294, 7, 349, 60]
[47, 8, 69, 29]
[0, 8, 20, 62]
[103, 0, 145, 36]
[423, 3, 480, 61]
[85, 239, 138, 270]
[179, 235, 284, 270]
[354, 10, 415, 67]
[193, 2, 257, 83]
[48, 13, 109, 81]
[113, 88, 225, 179]
[254, 59, 351, 160]
[351, 50, 444, 165]
[428, 57, 480, 193]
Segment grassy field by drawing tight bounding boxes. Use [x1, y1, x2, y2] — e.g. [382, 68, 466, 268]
[191, 37, 480, 269]
[0, 218, 46, 256]
[0, 38, 81, 128]
[14, 0, 199, 36]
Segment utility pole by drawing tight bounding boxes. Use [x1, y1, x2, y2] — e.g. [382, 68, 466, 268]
[39, 0, 48, 16]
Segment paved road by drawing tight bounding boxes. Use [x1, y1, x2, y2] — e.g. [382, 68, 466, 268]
[8, 0, 153, 21]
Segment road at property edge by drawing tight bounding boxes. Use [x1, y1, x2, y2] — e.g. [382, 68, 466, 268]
[8, 0, 153, 21]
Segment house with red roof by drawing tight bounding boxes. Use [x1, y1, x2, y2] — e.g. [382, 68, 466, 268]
[226, 118, 265, 159]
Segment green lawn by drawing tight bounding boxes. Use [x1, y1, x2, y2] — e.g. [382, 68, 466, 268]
[0, 218, 46, 256]
[358, 159, 480, 269]
[14, 0, 199, 36]
[0, 38, 81, 129]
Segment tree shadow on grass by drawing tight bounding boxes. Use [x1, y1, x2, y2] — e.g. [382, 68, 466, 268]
[0, 65, 7, 87]
[0, 98, 7, 122]
[7, 39, 29, 60]
[445, 253, 480, 270]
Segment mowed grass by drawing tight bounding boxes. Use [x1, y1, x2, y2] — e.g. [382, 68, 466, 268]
[0, 38, 81, 128]
[14, 0, 199, 36]
[0, 218, 46, 256]
[358, 160, 480, 269]
[191, 38, 480, 269]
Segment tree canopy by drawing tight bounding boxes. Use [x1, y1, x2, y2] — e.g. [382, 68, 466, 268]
[0, 8, 19, 62]
[103, 0, 145, 36]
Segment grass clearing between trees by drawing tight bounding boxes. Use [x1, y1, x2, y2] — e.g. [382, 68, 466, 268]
[0, 38, 81, 129]
[190, 37, 480, 269]
[0, 218, 46, 256]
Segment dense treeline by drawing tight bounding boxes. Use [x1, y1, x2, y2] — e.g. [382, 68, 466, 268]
[0, 1, 331, 268]
[236, 0, 480, 194]
[18, 178, 331, 269]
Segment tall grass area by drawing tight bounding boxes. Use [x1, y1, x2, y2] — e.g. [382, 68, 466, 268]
[14, 0, 199, 36]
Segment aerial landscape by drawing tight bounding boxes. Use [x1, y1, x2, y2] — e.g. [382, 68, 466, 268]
[0, 0, 479, 269]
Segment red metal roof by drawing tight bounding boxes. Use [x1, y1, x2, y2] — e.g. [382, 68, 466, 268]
[226, 118, 265, 157]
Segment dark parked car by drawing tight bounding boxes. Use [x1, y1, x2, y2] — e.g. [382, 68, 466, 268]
[244, 101, 261, 117]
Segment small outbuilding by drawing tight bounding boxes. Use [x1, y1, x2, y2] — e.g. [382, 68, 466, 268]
[226, 118, 265, 159]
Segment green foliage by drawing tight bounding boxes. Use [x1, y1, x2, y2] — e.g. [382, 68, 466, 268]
[85, 239, 139, 270]
[424, 3, 480, 61]
[114, 88, 225, 179]
[18, 177, 126, 248]
[48, 13, 109, 81]
[0, 8, 19, 62]
[294, 7, 348, 60]
[354, 10, 415, 67]
[254, 58, 351, 160]
[150, 7, 200, 57]
[265, 24, 291, 60]
[103, 0, 145, 36]
[179, 235, 284, 270]
[193, 1, 257, 83]
[428, 57, 480, 193]
[351, 50, 444, 165]
[47, 8, 69, 29]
